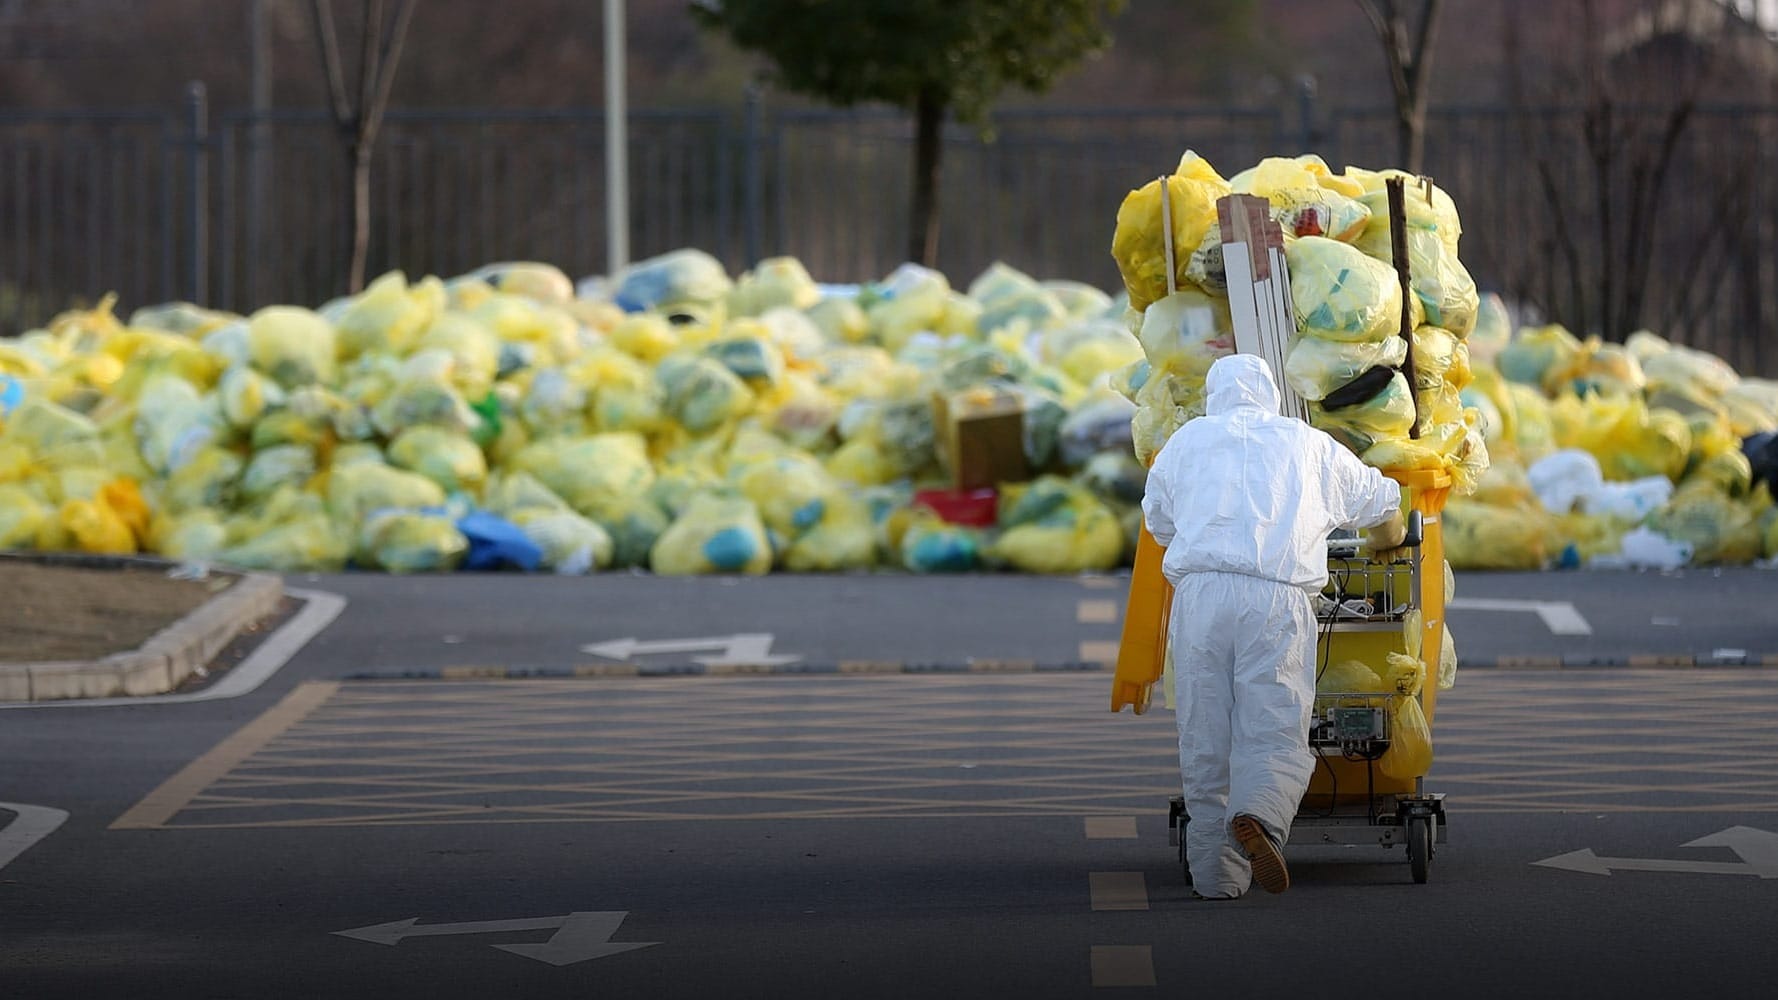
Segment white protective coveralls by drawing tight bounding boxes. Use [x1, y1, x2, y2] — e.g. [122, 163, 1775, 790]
[1142, 354, 1402, 897]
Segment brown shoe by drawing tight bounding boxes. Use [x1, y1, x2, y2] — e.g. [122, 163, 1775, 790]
[1231, 814, 1290, 894]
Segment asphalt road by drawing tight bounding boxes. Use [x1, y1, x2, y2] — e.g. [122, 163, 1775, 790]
[3, 569, 1777, 999]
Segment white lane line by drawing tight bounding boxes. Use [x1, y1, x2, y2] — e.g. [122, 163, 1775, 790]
[0, 587, 345, 710]
[0, 802, 69, 871]
[1090, 945, 1156, 987]
[1079, 640, 1120, 666]
[1078, 600, 1120, 625]
[1084, 817, 1139, 840]
[1447, 597, 1593, 636]
[1088, 872, 1149, 911]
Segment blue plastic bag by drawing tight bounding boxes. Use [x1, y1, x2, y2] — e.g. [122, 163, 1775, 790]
[457, 510, 543, 572]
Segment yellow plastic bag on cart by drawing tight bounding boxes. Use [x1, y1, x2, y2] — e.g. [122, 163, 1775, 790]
[1111, 151, 1231, 311]
[1379, 652, 1433, 779]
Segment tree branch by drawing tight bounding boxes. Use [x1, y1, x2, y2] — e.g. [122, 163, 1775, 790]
[358, 0, 383, 138]
[310, 0, 354, 128]
[363, 0, 416, 149]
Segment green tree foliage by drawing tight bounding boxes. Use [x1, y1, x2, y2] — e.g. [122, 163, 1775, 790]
[693, 0, 1125, 265]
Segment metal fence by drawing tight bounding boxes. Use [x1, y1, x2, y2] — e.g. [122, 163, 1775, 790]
[4, 90, 1777, 375]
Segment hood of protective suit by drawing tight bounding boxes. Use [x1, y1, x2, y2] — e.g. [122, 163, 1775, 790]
[1205, 354, 1281, 416]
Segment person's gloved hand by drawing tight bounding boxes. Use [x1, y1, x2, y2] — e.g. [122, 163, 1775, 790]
[1361, 510, 1407, 557]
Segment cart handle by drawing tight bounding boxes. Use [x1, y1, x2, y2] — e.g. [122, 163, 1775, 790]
[1401, 510, 1424, 549]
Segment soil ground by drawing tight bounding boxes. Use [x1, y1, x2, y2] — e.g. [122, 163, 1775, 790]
[1, 560, 229, 663]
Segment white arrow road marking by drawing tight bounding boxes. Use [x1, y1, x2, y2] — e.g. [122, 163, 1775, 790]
[1534, 826, 1778, 878]
[1447, 597, 1593, 636]
[580, 632, 800, 667]
[334, 911, 659, 966]
[0, 802, 69, 871]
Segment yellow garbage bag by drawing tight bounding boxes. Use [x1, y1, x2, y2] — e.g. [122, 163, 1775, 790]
[508, 507, 614, 574]
[415, 311, 502, 398]
[990, 477, 1124, 573]
[1506, 384, 1556, 462]
[357, 510, 467, 574]
[508, 433, 654, 520]
[1137, 289, 1236, 379]
[473, 261, 576, 307]
[650, 493, 773, 575]
[606, 313, 682, 363]
[388, 426, 487, 494]
[1311, 370, 1418, 446]
[241, 444, 318, 502]
[1379, 652, 1433, 780]
[1283, 332, 1407, 402]
[0, 484, 49, 548]
[1347, 167, 1464, 254]
[149, 508, 229, 561]
[158, 446, 244, 514]
[58, 478, 146, 554]
[217, 365, 286, 430]
[335, 271, 446, 360]
[1353, 223, 1477, 338]
[1232, 154, 1371, 242]
[783, 492, 877, 572]
[326, 462, 447, 527]
[219, 513, 348, 572]
[1465, 290, 1507, 364]
[1497, 323, 1581, 392]
[1437, 624, 1458, 691]
[806, 297, 870, 346]
[1286, 236, 1409, 343]
[248, 305, 337, 388]
[658, 355, 754, 434]
[1647, 484, 1762, 565]
[1316, 659, 1385, 694]
[729, 256, 822, 317]
[1111, 151, 1231, 311]
[1443, 497, 1555, 570]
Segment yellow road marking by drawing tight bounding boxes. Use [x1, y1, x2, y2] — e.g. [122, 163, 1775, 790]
[1088, 872, 1148, 911]
[1090, 945, 1155, 987]
[1077, 599, 1119, 624]
[111, 681, 338, 830]
[1084, 816, 1139, 839]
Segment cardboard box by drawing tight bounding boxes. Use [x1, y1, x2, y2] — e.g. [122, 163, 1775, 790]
[933, 388, 1029, 491]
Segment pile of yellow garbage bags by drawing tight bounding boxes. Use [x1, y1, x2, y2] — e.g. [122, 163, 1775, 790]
[0, 254, 1149, 574]
[1448, 319, 1778, 570]
[1111, 153, 1488, 495]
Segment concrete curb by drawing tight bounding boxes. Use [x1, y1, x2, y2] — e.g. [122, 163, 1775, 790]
[338, 655, 1778, 682]
[0, 558, 284, 702]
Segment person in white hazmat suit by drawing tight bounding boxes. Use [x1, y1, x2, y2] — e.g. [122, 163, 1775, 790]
[1142, 354, 1405, 897]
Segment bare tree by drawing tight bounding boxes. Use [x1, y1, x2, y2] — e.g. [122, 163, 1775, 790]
[1506, 0, 1749, 346]
[309, 0, 415, 295]
[1356, 0, 1443, 174]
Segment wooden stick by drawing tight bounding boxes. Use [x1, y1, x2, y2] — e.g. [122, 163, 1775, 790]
[1159, 175, 1177, 297]
[1387, 176, 1421, 439]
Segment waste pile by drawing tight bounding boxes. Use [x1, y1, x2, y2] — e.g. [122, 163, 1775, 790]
[2, 154, 1774, 575]
[0, 256, 1147, 574]
[1450, 314, 1778, 570]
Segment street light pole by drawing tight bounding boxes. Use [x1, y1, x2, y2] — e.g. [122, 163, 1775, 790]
[604, 0, 629, 274]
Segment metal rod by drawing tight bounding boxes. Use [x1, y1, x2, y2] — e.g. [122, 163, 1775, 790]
[603, 0, 629, 273]
[186, 81, 209, 306]
[1386, 176, 1420, 439]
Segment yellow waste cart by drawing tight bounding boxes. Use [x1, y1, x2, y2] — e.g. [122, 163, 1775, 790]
[1115, 468, 1452, 884]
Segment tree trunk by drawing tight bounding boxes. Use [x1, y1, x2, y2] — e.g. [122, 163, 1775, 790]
[907, 90, 944, 267]
[346, 140, 372, 294]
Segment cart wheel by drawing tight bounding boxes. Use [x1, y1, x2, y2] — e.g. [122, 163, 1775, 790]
[1407, 816, 1432, 884]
